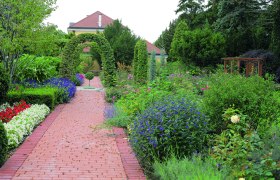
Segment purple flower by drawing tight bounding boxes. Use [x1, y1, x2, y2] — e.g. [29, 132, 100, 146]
[128, 74, 133, 80]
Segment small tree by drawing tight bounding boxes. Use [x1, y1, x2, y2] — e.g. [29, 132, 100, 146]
[85, 72, 94, 86]
[149, 51, 156, 82]
[133, 40, 148, 84]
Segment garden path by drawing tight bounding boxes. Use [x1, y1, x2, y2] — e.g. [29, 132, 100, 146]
[0, 77, 145, 180]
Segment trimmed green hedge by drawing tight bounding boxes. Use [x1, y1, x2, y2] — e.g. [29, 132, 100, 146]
[0, 121, 8, 167]
[133, 39, 148, 84]
[7, 87, 58, 109]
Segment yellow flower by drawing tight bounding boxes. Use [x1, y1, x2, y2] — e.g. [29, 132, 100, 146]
[239, 178, 245, 180]
[231, 115, 240, 123]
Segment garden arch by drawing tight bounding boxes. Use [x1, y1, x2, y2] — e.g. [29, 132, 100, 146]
[60, 33, 116, 87]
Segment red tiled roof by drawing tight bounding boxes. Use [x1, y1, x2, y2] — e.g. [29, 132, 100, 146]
[146, 40, 161, 55]
[69, 11, 114, 29]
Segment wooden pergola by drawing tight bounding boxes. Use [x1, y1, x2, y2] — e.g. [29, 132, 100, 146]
[222, 57, 264, 76]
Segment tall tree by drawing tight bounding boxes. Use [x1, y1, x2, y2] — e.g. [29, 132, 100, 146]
[0, 0, 56, 81]
[154, 19, 178, 55]
[176, 0, 205, 29]
[270, 0, 280, 57]
[169, 20, 189, 62]
[214, 0, 262, 56]
[104, 19, 138, 66]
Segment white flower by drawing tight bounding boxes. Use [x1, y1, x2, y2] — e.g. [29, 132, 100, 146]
[231, 115, 240, 123]
[4, 104, 50, 148]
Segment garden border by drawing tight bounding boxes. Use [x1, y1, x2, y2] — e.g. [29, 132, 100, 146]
[0, 104, 65, 179]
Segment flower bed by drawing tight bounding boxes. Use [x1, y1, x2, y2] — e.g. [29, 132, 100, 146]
[0, 101, 31, 123]
[3, 104, 50, 149]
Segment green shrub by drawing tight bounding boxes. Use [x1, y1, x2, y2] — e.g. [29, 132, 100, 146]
[7, 87, 58, 109]
[105, 87, 123, 103]
[14, 54, 61, 82]
[133, 39, 148, 84]
[129, 96, 209, 169]
[203, 73, 279, 134]
[149, 51, 156, 82]
[0, 63, 10, 104]
[0, 121, 8, 167]
[153, 155, 231, 180]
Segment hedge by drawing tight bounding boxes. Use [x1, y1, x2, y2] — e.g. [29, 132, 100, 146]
[7, 87, 58, 109]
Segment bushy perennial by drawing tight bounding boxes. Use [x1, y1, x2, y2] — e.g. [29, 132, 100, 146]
[3, 104, 50, 149]
[44, 78, 76, 100]
[129, 96, 209, 167]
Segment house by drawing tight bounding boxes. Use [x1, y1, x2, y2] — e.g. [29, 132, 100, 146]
[68, 11, 167, 60]
[67, 11, 114, 35]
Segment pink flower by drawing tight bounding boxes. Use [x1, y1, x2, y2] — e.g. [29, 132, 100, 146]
[201, 88, 205, 91]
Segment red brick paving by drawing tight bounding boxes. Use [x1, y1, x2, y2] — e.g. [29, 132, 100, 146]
[0, 77, 146, 180]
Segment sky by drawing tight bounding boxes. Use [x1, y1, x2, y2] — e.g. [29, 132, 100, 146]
[45, 0, 180, 43]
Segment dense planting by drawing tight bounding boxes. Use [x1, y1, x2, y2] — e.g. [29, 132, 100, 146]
[129, 96, 208, 168]
[0, 100, 30, 123]
[3, 104, 50, 149]
[0, 64, 10, 103]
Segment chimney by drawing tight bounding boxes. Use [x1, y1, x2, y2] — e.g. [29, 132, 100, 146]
[98, 14, 102, 27]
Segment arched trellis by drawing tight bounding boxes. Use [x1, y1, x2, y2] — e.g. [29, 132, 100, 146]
[60, 33, 116, 87]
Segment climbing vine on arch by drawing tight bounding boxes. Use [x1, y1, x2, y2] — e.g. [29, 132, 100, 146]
[60, 33, 116, 87]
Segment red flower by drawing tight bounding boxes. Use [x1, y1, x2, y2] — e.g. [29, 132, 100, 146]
[0, 100, 31, 123]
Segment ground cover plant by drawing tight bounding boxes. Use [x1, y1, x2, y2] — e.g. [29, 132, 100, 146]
[3, 104, 50, 149]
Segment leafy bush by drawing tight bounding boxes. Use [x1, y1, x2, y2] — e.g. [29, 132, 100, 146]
[7, 88, 58, 109]
[169, 24, 226, 67]
[211, 108, 280, 179]
[129, 96, 209, 169]
[0, 63, 10, 104]
[0, 121, 8, 167]
[153, 155, 230, 180]
[105, 87, 124, 103]
[14, 54, 61, 82]
[71, 73, 85, 86]
[3, 104, 50, 149]
[203, 73, 279, 134]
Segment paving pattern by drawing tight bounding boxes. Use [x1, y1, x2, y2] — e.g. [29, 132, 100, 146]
[0, 77, 145, 180]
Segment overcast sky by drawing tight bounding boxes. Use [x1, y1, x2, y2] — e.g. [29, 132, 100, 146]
[45, 0, 180, 43]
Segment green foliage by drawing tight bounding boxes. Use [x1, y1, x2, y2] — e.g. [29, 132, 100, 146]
[0, 63, 10, 103]
[270, 0, 280, 57]
[104, 19, 138, 66]
[215, 0, 262, 56]
[203, 73, 279, 134]
[133, 40, 148, 84]
[0, 121, 8, 167]
[25, 24, 68, 56]
[169, 23, 226, 67]
[154, 20, 178, 55]
[169, 20, 189, 62]
[153, 155, 230, 180]
[105, 87, 123, 103]
[149, 51, 156, 82]
[14, 54, 61, 82]
[211, 108, 278, 178]
[7, 87, 59, 109]
[0, 0, 57, 82]
[60, 33, 116, 87]
[129, 96, 209, 169]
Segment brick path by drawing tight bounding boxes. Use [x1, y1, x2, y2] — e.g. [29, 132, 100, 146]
[0, 77, 145, 180]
